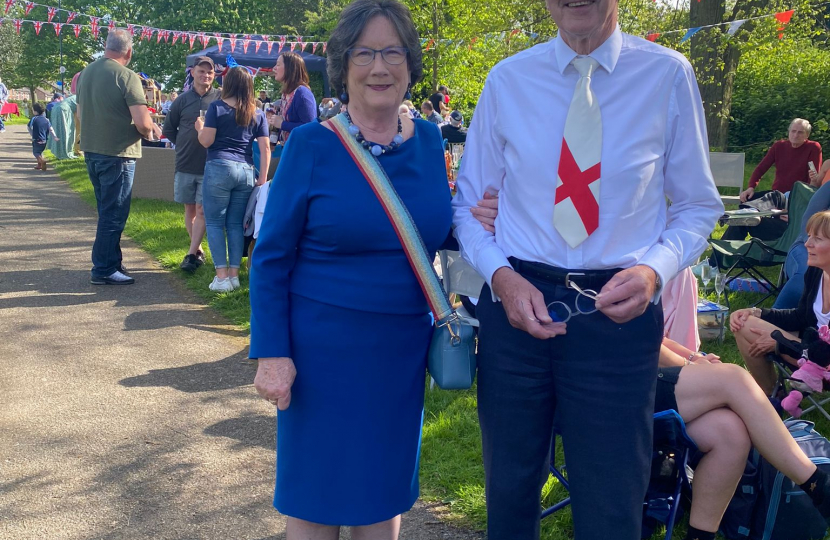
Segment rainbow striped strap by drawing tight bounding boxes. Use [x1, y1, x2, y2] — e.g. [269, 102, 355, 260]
[328, 113, 454, 323]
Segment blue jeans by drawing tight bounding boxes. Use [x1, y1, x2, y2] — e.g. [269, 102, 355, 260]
[202, 159, 254, 269]
[773, 242, 808, 309]
[0, 113, 5, 130]
[86, 152, 135, 278]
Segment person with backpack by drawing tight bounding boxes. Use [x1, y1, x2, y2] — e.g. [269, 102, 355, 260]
[657, 339, 830, 540]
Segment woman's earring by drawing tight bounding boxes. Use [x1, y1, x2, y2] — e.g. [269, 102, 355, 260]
[404, 84, 412, 101]
[340, 86, 349, 104]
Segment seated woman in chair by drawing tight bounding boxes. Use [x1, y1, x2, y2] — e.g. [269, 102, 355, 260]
[657, 338, 830, 540]
[731, 210, 830, 394]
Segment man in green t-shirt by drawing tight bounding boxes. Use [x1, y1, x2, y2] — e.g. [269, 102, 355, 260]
[77, 28, 162, 285]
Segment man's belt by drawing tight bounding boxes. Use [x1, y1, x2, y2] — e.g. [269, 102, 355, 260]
[508, 257, 621, 291]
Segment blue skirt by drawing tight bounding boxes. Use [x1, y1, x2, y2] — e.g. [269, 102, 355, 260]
[274, 294, 432, 525]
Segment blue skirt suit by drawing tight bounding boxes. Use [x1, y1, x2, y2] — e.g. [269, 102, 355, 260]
[249, 119, 452, 526]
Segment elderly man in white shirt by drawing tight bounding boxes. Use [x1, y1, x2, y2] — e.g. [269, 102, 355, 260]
[452, 0, 723, 539]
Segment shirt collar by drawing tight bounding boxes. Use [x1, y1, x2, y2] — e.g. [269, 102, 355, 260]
[553, 25, 622, 75]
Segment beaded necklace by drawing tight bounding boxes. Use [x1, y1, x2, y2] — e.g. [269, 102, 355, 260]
[344, 111, 404, 156]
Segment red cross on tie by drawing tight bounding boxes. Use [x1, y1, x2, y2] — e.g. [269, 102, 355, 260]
[555, 139, 600, 236]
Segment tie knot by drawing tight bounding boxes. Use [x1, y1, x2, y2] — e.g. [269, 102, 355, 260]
[571, 56, 598, 78]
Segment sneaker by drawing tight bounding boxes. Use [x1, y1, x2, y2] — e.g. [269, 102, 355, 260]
[0, 128, 6, 133]
[180, 254, 199, 273]
[230, 276, 240, 289]
[90, 270, 135, 285]
[209, 276, 233, 292]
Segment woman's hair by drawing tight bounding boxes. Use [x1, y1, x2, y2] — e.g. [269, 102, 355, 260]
[806, 210, 830, 238]
[33, 102, 44, 115]
[278, 52, 310, 95]
[221, 67, 256, 127]
[326, 0, 423, 97]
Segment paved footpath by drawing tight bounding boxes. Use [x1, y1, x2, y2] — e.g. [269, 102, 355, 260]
[0, 125, 482, 540]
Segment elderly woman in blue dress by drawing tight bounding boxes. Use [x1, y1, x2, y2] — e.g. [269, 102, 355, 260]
[250, 1, 452, 538]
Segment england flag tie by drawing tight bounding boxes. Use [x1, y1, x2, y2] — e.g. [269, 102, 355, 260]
[554, 56, 602, 248]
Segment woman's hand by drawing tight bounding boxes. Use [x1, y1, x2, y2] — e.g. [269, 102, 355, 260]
[257, 175, 268, 186]
[730, 308, 755, 333]
[747, 327, 776, 356]
[690, 352, 721, 365]
[194, 117, 204, 132]
[254, 357, 296, 410]
[470, 192, 499, 233]
[269, 114, 284, 129]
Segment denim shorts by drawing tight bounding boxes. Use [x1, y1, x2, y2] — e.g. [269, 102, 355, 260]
[32, 142, 46, 157]
[173, 171, 204, 205]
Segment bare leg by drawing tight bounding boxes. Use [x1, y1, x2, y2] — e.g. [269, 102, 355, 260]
[188, 204, 205, 256]
[732, 315, 798, 394]
[684, 408, 751, 532]
[183, 203, 196, 240]
[351, 516, 401, 540]
[676, 363, 816, 484]
[286, 517, 339, 540]
[214, 267, 229, 279]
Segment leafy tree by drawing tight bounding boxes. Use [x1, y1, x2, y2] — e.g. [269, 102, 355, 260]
[0, 20, 23, 78]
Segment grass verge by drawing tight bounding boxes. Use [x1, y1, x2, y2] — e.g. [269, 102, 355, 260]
[48, 152, 827, 539]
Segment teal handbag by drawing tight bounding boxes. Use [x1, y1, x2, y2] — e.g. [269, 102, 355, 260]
[328, 113, 477, 390]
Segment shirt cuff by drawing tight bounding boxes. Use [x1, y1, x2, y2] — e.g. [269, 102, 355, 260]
[474, 246, 511, 302]
[637, 244, 679, 304]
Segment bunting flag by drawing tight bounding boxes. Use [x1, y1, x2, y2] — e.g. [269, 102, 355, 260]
[188, 32, 196, 49]
[266, 40, 274, 54]
[65, 10, 75, 23]
[775, 9, 794, 38]
[199, 32, 208, 48]
[214, 33, 224, 50]
[680, 26, 702, 42]
[322, 42, 327, 54]
[254, 39, 262, 53]
[89, 16, 98, 37]
[32, 19, 41, 33]
[52, 20, 60, 34]
[242, 36, 251, 53]
[107, 19, 115, 32]
[468, 36, 477, 50]
[289, 41, 295, 51]
[126, 23, 134, 35]
[171, 30, 180, 44]
[297, 36, 304, 51]
[13, 17, 20, 33]
[727, 19, 746, 36]
[46, 6, 55, 22]
[4, 0, 13, 14]
[72, 22, 79, 37]
[156, 28, 163, 42]
[229, 34, 237, 51]
[646, 33, 660, 42]
[424, 38, 435, 50]
[24, 1, 33, 14]
[279, 35, 286, 49]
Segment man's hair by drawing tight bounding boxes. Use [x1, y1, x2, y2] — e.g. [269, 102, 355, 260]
[438, 85, 448, 93]
[806, 210, 830, 239]
[421, 100, 434, 112]
[791, 118, 812, 136]
[33, 102, 45, 115]
[106, 29, 133, 55]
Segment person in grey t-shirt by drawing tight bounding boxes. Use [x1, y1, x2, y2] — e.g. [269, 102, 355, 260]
[163, 56, 221, 272]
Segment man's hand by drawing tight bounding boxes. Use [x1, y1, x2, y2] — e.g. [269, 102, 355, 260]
[254, 357, 296, 410]
[491, 267, 566, 340]
[594, 265, 657, 324]
[739, 187, 755, 203]
[194, 117, 204, 132]
[470, 192, 498, 233]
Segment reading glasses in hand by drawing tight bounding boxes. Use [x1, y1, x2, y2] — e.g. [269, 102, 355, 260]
[546, 278, 599, 324]
[347, 47, 409, 66]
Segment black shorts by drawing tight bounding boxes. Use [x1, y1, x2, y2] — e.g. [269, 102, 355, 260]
[32, 142, 46, 157]
[655, 366, 682, 414]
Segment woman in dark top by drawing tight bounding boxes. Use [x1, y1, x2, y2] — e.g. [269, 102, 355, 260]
[655, 339, 830, 540]
[269, 51, 317, 141]
[731, 210, 830, 393]
[196, 67, 269, 293]
[250, 1, 452, 537]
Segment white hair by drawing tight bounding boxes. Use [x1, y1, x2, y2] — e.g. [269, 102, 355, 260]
[105, 29, 133, 55]
[791, 118, 812, 136]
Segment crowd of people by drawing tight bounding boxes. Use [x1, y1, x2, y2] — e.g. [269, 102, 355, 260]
[10, 0, 830, 538]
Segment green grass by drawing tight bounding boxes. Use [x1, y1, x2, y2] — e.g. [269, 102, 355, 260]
[4, 114, 31, 126]
[47, 152, 825, 539]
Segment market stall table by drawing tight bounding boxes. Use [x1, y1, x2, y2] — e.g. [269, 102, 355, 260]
[1, 103, 20, 117]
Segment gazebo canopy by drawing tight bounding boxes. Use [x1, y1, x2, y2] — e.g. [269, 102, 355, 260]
[186, 43, 330, 96]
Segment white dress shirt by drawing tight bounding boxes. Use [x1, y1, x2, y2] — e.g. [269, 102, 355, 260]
[452, 28, 724, 296]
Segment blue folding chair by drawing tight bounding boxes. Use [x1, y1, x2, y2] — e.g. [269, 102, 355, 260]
[543, 410, 698, 540]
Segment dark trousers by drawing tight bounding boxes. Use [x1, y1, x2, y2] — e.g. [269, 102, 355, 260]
[476, 274, 662, 540]
[86, 152, 135, 278]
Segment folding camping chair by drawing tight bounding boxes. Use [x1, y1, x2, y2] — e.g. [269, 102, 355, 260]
[709, 182, 816, 307]
[543, 410, 698, 540]
[768, 331, 830, 422]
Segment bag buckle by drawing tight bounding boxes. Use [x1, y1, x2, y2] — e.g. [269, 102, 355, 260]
[437, 312, 462, 345]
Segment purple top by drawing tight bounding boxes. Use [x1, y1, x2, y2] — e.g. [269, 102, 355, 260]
[281, 85, 317, 134]
[205, 99, 269, 165]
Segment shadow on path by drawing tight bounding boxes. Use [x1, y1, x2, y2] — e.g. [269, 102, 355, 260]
[119, 350, 255, 393]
